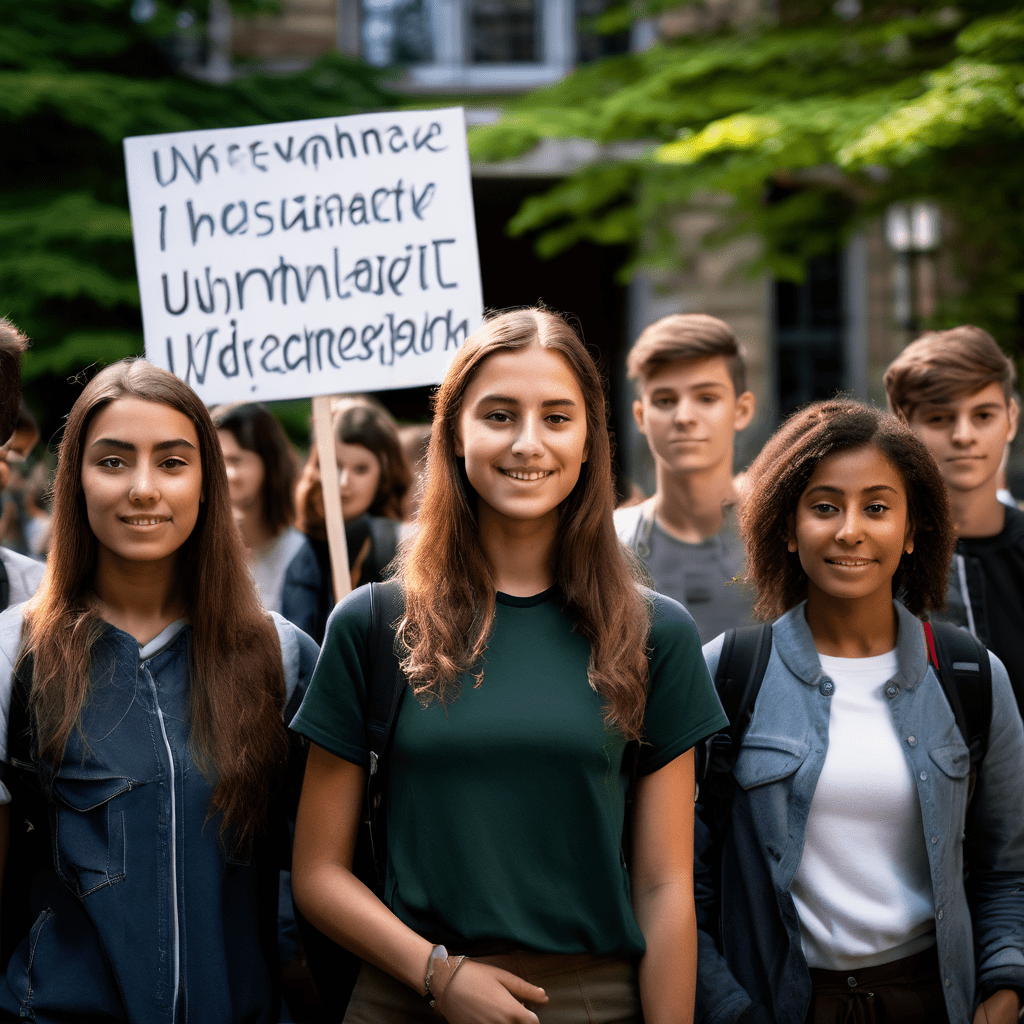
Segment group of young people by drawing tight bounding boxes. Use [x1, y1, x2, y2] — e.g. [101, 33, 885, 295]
[0, 304, 1019, 1024]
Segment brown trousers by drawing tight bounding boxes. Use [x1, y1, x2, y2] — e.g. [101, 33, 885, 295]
[806, 947, 950, 1024]
[343, 951, 642, 1024]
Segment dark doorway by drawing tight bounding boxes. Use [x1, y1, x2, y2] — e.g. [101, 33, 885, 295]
[376, 176, 631, 448]
[774, 251, 845, 418]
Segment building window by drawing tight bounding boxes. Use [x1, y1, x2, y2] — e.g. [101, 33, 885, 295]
[471, 0, 538, 63]
[774, 252, 845, 418]
[362, 0, 575, 90]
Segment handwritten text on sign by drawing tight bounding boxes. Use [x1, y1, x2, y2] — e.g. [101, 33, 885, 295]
[123, 108, 483, 404]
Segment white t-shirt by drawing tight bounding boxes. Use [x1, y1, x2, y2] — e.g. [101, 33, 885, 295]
[791, 648, 936, 969]
[249, 527, 306, 614]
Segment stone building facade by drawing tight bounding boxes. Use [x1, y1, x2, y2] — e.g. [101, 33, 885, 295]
[227, 0, 951, 495]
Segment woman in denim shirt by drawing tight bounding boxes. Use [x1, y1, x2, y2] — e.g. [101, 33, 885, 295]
[0, 360, 318, 1023]
[697, 401, 1024, 1024]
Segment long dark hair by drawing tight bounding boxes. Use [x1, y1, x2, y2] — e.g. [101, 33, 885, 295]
[24, 360, 288, 845]
[397, 308, 652, 741]
[294, 397, 411, 541]
[740, 399, 955, 619]
[335, 402, 411, 519]
[213, 402, 298, 534]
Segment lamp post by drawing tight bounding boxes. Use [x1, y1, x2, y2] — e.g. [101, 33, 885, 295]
[885, 201, 941, 341]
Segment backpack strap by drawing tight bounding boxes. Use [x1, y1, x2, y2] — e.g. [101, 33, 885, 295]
[363, 579, 408, 889]
[297, 580, 409, 1015]
[923, 620, 991, 766]
[0, 651, 51, 971]
[698, 624, 772, 949]
[705, 624, 773, 837]
[713, 623, 773, 759]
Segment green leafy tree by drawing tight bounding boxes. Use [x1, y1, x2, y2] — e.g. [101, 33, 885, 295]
[1, 0, 387, 432]
[470, 1, 1024, 348]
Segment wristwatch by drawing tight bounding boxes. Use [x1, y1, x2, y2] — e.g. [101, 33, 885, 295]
[424, 944, 448, 999]
[424, 944, 466, 1008]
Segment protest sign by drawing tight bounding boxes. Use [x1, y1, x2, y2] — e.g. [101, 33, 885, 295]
[123, 107, 484, 406]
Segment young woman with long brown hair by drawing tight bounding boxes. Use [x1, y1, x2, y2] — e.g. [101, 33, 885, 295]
[0, 360, 318, 1023]
[290, 308, 726, 1024]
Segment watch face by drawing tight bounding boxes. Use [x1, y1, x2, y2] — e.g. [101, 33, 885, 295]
[426, 944, 449, 993]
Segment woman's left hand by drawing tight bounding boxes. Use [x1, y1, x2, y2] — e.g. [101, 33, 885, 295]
[972, 989, 1020, 1024]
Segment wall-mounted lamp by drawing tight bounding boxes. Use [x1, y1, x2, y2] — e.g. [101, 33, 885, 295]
[885, 201, 941, 337]
[885, 201, 941, 254]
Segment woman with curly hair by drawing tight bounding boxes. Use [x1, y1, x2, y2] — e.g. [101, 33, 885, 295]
[289, 308, 727, 1024]
[696, 400, 1024, 1024]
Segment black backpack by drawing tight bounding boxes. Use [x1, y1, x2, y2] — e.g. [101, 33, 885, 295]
[0, 651, 52, 971]
[704, 619, 993, 853]
[296, 579, 408, 1016]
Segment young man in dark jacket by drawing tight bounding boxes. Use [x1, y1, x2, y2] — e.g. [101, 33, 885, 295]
[885, 325, 1024, 716]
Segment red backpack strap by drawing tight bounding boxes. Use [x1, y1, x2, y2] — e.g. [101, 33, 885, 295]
[922, 621, 939, 670]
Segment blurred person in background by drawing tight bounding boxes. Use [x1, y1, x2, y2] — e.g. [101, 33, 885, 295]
[615, 314, 757, 643]
[214, 403, 320, 639]
[0, 318, 26, 444]
[885, 326, 1024, 718]
[0, 322, 42, 607]
[398, 422, 432, 521]
[296, 397, 411, 643]
[0, 401, 42, 556]
[22, 461, 53, 561]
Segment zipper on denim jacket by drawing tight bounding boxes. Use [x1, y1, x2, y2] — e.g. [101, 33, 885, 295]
[153, 695, 181, 1022]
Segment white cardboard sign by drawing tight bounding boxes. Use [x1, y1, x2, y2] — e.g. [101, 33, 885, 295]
[123, 107, 483, 404]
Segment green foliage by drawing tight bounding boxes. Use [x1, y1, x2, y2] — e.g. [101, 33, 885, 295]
[1, 0, 387, 431]
[472, 0, 1024, 349]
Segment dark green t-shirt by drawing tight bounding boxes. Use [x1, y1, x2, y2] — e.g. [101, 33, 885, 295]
[290, 585, 726, 956]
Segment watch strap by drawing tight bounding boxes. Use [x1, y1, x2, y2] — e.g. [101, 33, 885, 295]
[428, 954, 467, 1009]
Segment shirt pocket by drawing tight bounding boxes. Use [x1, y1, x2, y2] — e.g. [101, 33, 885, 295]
[732, 735, 809, 860]
[928, 743, 970, 780]
[733, 734, 809, 790]
[928, 743, 972, 842]
[51, 771, 135, 897]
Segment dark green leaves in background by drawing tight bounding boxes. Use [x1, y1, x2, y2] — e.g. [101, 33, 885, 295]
[1, 0, 388, 441]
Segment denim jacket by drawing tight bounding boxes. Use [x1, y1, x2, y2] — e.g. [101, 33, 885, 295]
[696, 601, 1024, 1024]
[280, 532, 321, 640]
[0, 605, 319, 1024]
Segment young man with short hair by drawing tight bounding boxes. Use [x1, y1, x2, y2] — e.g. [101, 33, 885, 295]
[0, 318, 26, 445]
[885, 325, 1024, 714]
[615, 313, 756, 642]
[0, 320, 42, 608]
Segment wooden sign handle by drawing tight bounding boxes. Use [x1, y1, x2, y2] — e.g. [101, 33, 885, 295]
[312, 394, 351, 602]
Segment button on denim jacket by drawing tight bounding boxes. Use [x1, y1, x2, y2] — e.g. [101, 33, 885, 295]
[696, 600, 1024, 1024]
[0, 604, 319, 1024]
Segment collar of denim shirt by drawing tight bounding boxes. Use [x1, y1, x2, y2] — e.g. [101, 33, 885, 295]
[772, 599, 929, 692]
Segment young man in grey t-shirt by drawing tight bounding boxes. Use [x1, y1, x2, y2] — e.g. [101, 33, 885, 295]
[614, 314, 757, 642]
